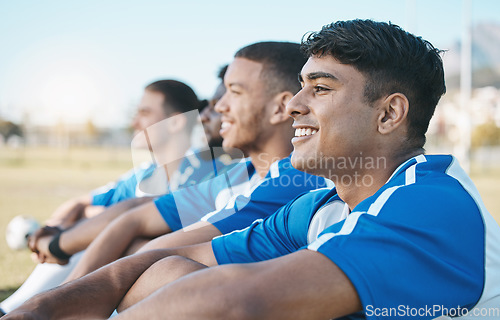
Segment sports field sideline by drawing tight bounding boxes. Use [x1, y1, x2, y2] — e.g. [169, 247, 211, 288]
[1, 146, 499, 300]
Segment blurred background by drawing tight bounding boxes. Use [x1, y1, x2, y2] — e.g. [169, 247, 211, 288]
[1, 0, 499, 298]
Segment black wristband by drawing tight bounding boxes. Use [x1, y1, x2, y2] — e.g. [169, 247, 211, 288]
[48, 233, 72, 261]
[42, 225, 63, 234]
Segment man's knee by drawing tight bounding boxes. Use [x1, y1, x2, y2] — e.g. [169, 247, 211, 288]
[151, 255, 207, 280]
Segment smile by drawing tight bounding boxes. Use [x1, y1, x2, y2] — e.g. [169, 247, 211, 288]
[294, 128, 318, 137]
[221, 121, 232, 130]
[219, 120, 233, 137]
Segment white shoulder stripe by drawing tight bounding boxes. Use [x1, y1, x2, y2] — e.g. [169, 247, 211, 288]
[415, 154, 427, 163]
[270, 160, 280, 178]
[405, 155, 426, 185]
[307, 200, 349, 244]
[405, 164, 416, 185]
[309, 155, 425, 252]
[366, 186, 402, 216]
[309, 183, 404, 251]
[309, 211, 365, 251]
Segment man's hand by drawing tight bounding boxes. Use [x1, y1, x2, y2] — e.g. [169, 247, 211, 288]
[28, 226, 68, 265]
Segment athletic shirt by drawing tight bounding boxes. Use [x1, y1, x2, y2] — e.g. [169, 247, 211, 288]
[91, 148, 222, 206]
[212, 154, 500, 320]
[154, 155, 330, 232]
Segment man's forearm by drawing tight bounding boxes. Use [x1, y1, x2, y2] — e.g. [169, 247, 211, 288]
[60, 197, 153, 255]
[5, 244, 215, 320]
[64, 201, 169, 282]
[45, 195, 92, 228]
[5, 250, 177, 320]
[138, 220, 222, 253]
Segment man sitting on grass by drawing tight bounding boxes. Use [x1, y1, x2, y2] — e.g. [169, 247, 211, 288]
[5, 19, 500, 320]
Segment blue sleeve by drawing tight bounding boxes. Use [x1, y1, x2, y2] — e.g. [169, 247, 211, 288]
[309, 183, 485, 319]
[153, 171, 234, 231]
[154, 193, 183, 231]
[91, 169, 139, 206]
[212, 189, 330, 265]
[208, 169, 328, 234]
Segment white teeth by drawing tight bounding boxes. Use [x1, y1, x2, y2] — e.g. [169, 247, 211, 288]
[294, 128, 318, 137]
[221, 122, 231, 129]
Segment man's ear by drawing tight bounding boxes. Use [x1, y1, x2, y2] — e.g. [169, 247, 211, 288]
[377, 93, 409, 135]
[268, 91, 295, 125]
[165, 112, 187, 134]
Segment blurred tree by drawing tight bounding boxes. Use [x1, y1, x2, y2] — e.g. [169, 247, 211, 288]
[0, 118, 23, 140]
[471, 121, 500, 148]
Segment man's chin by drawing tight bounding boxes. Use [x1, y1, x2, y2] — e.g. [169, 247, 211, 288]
[291, 153, 319, 173]
[222, 139, 235, 150]
[290, 154, 307, 172]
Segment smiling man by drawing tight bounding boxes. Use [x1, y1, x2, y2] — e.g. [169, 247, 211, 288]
[113, 19, 500, 319]
[10, 42, 328, 289]
[5, 20, 500, 320]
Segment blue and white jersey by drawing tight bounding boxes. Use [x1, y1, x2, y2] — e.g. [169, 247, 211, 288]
[91, 149, 222, 207]
[211, 187, 340, 262]
[91, 163, 155, 206]
[213, 154, 500, 320]
[154, 156, 330, 232]
[168, 148, 229, 191]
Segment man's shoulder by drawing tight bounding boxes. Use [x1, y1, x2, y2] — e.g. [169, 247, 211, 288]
[287, 187, 338, 212]
[357, 154, 482, 221]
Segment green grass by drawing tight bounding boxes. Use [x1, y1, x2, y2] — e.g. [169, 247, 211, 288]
[0, 146, 499, 302]
[0, 146, 132, 298]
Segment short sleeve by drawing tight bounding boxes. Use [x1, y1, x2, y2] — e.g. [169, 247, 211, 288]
[208, 162, 328, 234]
[212, 189, 332, 265]
[153, 176, 222, 231]
[91, 169, 138, 206]
[308, 184, 485, 319]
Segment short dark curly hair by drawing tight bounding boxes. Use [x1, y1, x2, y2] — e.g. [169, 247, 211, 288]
[235, 41, 307, 96]
[145, 80, 202, 114]
[301, 19, 446, 149]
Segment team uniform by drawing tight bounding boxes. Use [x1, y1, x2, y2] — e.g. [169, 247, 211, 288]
[212, 154, 500, 320]
[154, 155, 330, 232]
[91, 148, 222, 207]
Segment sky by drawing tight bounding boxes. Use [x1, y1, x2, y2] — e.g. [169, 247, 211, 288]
[0, 0, 499, 128]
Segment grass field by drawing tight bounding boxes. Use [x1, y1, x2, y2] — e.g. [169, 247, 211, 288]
[0, 146, 132, 300]
[1, 146, 499, 303]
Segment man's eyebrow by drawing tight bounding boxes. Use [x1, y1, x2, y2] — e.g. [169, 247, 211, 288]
[228, 82, 245, 89]
[306, 71, 338, 81]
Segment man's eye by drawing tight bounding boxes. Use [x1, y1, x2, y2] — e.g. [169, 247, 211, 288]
[314, 86, 330, 93]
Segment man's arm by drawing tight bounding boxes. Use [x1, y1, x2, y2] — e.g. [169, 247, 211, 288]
[30, 197, 153, 264]
[64, 201, 170, 281]
[136, 220, 222, 253]
[43, 194, 93, 228]
[114, 249, 362, 320]
[4, 242, 215, 320]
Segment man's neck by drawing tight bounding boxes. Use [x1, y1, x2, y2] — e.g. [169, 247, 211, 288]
[333, 150, 423, 211]
[157, 134, 191, 182]
[248, 148, 292, 178]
